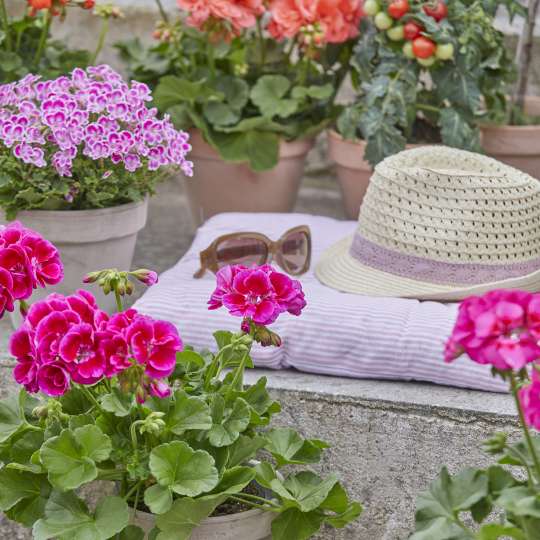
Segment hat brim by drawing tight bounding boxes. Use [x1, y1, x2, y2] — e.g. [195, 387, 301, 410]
[315, 236, 540, 301]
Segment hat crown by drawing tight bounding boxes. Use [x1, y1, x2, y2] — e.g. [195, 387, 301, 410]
[357, 146, 540, 265]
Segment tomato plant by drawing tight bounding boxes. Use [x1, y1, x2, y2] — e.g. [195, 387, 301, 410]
[388, 0, 410, 18]
[337, 0, 525, 166]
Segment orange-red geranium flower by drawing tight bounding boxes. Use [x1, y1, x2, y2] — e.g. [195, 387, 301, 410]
[268, 0, 363, 44]
[177, 0, 264, 33]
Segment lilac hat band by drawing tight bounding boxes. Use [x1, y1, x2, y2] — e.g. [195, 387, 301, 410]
[349, 234, 540, 286]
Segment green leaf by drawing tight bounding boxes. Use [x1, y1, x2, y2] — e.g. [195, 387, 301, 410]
[154, 76, 223, 110]
[271, 508, 324, 540]
[265, 428, 328, 467]
[203, 102, 240, 127]
[432, 62, 481, 111]
[250, 75, 298, 118]
[439, 108, 480, 151]
[33, 492, 129, 540]
[214, 76, 249, 111]
[0, 393, 24, 443]
[227, 435, 266, 468]
[291, 84, 333, 101]
[496, 486, 540, 518]
[0, 468, 50, 516]
[149, 441, 219, 497]
[115, 525, 146, 540]
[144, 484, 173, 515]
[155, 495, 228, 540]
[175, 350, 205, 370]
[167, 390, 212, 435]
[0, 51, 23, 72]
[283, 471, 339, 512]
[208, 396, 251, 447]
[100, 389, 133, 418]
[209, 466, 255, 495]
[411, 468, 487, 540]
[477, 523, 526, 540]
[40, 427, 111, 490]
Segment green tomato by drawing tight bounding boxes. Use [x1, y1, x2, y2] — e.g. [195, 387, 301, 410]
[435, 42, 454, 60]
[417, 56, 436, 67]
[374, 12, 393, 30]
[402, 41, 415, 59]
[363, 0, 381, 16]
[387, 25, 404, 41]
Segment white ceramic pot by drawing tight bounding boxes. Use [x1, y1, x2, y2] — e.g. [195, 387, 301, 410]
[131, 506, 273, 540]
[1, 199, 148, 322]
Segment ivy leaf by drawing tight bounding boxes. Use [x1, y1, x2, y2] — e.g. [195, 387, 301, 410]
[411, 467, 487, 540]
[0, 393, 25, 443]
[250, 75, 298, 118]
[265, 428, 328, 467]
[144, 484, 173, 515]
[166, 390, 212, 435]
[100, 389, 134, 418]
[33, 492, 129, 540]
[271, 508, 324, 540]
[149, 441, 219, 497]
[39, 427, 112, 491]
[208, 396, 251, 447]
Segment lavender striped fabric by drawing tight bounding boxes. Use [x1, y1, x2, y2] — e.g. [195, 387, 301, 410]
[134, 213, 507, 393]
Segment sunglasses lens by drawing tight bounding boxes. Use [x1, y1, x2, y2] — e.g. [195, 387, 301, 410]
[282, 231, 310, 274]
[216, 237, 268, 268]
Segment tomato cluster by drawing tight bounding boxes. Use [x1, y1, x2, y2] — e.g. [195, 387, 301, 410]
[363, 0, 454, 68]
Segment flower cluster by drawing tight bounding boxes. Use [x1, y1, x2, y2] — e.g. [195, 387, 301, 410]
[11, 290, 182, 399]
[0, 65, 193, 178]
[208, 264, 306, 327]
[176, 0, 362, 44]
[27, 0, 95, 17]
[177, 0, 265, 35]
[444, 290, 540, 371]
[0, 221, 62, 317]
[268, 0, 363, 44]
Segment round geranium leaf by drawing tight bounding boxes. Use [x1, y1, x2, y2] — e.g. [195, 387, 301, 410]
[149, 441, 219, 497]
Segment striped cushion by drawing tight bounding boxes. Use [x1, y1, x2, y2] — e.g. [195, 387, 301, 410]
[134, 212, 506, 393]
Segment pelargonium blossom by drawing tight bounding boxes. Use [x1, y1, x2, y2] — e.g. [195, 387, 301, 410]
[177, 0, 265, 34]
[11, 290, 183, 398]
[208, 264, 306, 326]
[444, 290, 540, 371]
[268, 0, 363, 44]
[0, 66, 193, 179]
[519, 370, 540, 431]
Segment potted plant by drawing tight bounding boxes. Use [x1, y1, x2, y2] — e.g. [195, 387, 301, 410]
[118, 0, 362, 226]
[411, 289, 540, 539]
[0, 0, 113, 83]
[0, 65, 193, 313]
[480, 0, 540, 179]
[331, 0, 521, 219]
[0, 227, 362, 539]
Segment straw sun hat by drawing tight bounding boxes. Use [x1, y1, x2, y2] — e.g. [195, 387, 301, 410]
[316, 146, 540, 301]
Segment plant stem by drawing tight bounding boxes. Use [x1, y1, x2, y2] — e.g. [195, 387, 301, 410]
[154, 0, 169, 23]
[114, 289, 123, 313]
[234, 492, 281, 508]
[133, 483, 142, 516]
[124, 480, 143, 502]
[80, 385, 103, 413]
[510, 372, 540, 483]
[229, 349, 249, 392]
[228, 495, 280, 513]
[256, 17, 266, 67]
[417, 103, 440, 114]
[91, 16, 109, 65]
[0, 0, 11, 51]
[33, 10, 52, 69]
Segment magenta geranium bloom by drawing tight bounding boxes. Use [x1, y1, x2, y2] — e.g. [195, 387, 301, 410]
[445, 290, 540, 371]
[519, 370, 540, 431]
[208, 264, 306, 327]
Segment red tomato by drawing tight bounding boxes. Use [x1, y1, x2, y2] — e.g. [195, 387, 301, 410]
[403, 21, 423, 40]
[387, 0, 409, 19]
[412, 36, 436, 58]
[423, 1, 448, 21]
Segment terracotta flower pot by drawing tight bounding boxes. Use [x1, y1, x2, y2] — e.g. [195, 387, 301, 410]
[480, 96, 540, 180]
[328, 130, 421, 220]
[1, 199, 148, 319]
[183, 130, 314, 226]
[131, 506, 274, 540]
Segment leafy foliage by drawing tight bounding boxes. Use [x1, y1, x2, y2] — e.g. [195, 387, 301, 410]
[338, 1, 519, 166]
[0, 331, 361, 539]
[118, 22, 351, 171]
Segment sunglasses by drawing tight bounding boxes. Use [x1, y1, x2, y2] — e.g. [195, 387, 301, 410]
[194, 225, 312, 278]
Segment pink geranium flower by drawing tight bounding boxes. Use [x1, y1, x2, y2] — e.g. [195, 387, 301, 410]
[177, 0, 264, 33]
[519, 370, 540, 431]
[208, 264, 306, 327]
[36, 362, 70, 397]
[445, 290, 540, 371]
[268, 0, 363, 44]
